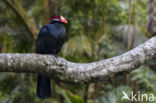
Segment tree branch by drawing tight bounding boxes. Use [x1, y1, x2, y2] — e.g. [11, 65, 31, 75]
[0, 36, 156, 84]
[3, 0, 39, 39]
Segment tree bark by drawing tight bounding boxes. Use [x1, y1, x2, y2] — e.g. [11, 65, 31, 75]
[0, 36, 156, 84]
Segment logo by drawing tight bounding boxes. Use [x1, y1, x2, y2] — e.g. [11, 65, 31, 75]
[121, 91, 156, 102]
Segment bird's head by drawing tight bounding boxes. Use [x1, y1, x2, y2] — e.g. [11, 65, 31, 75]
[50, 15, 68, 24]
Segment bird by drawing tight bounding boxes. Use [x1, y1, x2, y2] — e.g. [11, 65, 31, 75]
[36, 15, 68, 99]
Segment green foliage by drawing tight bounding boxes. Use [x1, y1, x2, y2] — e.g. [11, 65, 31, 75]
[95, 86, 131, 103]
[131, 66, 156, 93]
[62, 35, 92, 62]
[56, 86, 84, 103]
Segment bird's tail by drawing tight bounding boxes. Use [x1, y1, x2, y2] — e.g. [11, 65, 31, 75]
[37, 74, 51, 99]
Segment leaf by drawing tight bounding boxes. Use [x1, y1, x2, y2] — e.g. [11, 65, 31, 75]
[56, 86, 84, 103]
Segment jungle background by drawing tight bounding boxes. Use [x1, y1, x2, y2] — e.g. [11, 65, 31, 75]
[0, 0, 156, 103]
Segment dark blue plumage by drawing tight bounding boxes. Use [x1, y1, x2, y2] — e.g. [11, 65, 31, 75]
[36, 18, 67, 99]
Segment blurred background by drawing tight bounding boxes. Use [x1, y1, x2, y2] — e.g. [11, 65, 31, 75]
[0, 0, 156, 103]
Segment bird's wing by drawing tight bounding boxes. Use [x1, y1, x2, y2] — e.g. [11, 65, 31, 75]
[36, 24, 66, 54]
